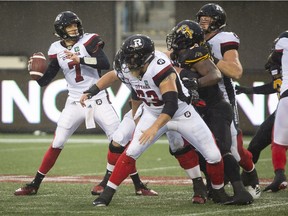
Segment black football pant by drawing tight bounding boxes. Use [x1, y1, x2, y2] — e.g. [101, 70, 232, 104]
[247, 111, 275, 164]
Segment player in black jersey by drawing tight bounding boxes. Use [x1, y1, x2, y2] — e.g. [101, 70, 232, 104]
[196, 3, 260, 198]
[166, 19, 253, 205]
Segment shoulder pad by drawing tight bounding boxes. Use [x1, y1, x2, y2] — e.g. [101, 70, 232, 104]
[178, 45, 209, 66]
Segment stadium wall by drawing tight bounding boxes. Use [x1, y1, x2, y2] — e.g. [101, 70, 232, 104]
[0, 1, 286, 134]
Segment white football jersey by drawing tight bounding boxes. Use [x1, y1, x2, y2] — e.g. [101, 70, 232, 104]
[275, 36, 288, 94]
[115, 50, 190, 117]
[48, 33, 107, 101]
[208, 31, 240, 103]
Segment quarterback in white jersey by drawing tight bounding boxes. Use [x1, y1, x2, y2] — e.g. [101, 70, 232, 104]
[81, 34, 233, 206]
[14, 11, 155, 197]
[197, 3, 261, 198]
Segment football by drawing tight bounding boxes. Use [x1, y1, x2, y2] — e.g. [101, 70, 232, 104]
[29, 52, 47, 80]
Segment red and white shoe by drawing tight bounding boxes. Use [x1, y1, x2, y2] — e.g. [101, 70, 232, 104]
[14, 184, 39, 196]
[91, 184, 104, 195]
[135, 183, 158, 196]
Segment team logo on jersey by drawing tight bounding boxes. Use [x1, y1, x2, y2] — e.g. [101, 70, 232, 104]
[144, 80, 150, 88]
[184, 111, 191, 118]
[95, 99, 102, 105]
[74, 47, 80, 52]
[157, 59, 165, 65]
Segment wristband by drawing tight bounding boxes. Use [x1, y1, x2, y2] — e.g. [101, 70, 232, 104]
[83, 85, 100, 99]
[80, 57, 97, 65]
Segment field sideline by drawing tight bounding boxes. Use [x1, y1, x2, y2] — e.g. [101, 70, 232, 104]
[1, 134, 288, 216]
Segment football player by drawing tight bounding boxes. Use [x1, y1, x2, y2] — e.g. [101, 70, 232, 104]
[236, 31, 288, 192]
[166, 19, 253, 205]
[196, 3, 260, 198]
[235, 60, 281, 165]
[80, 34, 233, 206]
[262, 31, 288, 192]
[14, 11, 156, 197]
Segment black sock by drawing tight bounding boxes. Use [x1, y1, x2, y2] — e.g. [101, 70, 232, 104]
[130, 172, 142, 187]
[99, 170, 112, 186]
[32, 171, 45, 187]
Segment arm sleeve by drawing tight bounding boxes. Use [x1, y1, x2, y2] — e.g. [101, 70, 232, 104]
[37, 57, 60, 87]
[81, 34, 110, 70]
[252, 82, 277, 94]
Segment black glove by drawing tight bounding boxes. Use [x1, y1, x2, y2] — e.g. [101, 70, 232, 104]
[182, 77, 199, 91]
[83, 85, 100, 99]
[235, 85, 254, 95]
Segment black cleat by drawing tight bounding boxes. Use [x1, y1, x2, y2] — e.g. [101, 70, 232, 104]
[231, 190, 254, 205]
[92, 186, 115, 207]
[229, 180, 254, 205]
[264, 169, 287, 192]
[212, 187, 233, 205]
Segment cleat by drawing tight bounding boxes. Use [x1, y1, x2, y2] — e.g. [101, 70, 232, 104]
[91, 184, 104, 195]
[93, 197, 108, 207]
[231, 190, 254, 205]
[264, 169, 287, 192]
[14, 183, 39, 196]
[246, 185, 261, 199]
[135, 182, 158, 196]
[91, 171, 111, 195]
[192, 177, 207, 204]
[92, 186, 115, 207]
[230, 180, 254, 205]
[192, 195, 206, 204]
[212, 187, 233, 205]
[241, 169, 261, 199]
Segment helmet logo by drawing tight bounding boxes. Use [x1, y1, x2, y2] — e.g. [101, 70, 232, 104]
[177, 25, 194, 39]
[55, 14, 62, 22]
[132, 38, 143, 49]
[215, 4, 223, 12]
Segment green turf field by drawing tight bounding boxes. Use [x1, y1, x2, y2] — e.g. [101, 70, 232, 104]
[0, 133, 287, 216]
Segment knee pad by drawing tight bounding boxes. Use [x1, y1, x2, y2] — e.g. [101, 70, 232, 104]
[109, 141, 126, 154]
[169, 143, 192, 156]
[173, 148, 199, 170]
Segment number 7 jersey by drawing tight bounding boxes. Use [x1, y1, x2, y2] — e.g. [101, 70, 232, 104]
[48, 33, 107, 101]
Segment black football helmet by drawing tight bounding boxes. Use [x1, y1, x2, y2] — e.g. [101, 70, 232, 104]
[113, 49, 131, 84]
[120, 34, 155, 70]
[166, 20, 204, 52]
[196, 3, 227, 32]
[54, 11, 84, 41]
